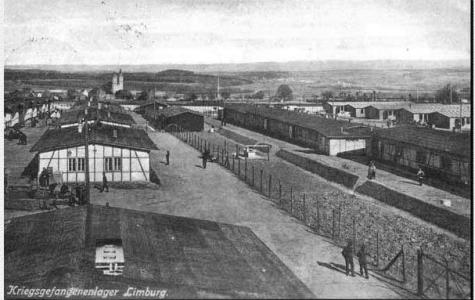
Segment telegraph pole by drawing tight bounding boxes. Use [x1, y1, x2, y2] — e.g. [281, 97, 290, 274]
[84, 107, 90, 204]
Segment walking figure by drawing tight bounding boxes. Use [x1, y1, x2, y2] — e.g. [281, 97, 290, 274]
[367, 161, 376, 180]
[341, 240, 355, 276]
[165, 150, 170, 165]
[357, 244, 369, 279]
[417, 167, 425, 186]
[101, 172, 109, 192]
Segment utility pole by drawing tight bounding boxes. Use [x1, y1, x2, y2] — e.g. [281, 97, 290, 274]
[84, 107, 90, 204]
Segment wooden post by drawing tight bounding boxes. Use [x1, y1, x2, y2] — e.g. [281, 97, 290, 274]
[279, 181, 282, 204]
[445, 259, 450, 299]
[417, 248, 424, 296]
[376, 231, 379, 267]
[252, 166, 255, 186]
[268, 175, 272, 198]
[332, 209, 336, 239]
[244, 159, 247, 182]
[222, 148, 225, 164]
[401, 245, 406, 283]
[260, 169, 263, 192]
[352, 219, 356, 248]
[238, 158, 241, 177]
[338, 204, 342, 238]
[316, 195, 320, 233]
[290, 187, 293, 214]
[232, 156, 235, 172]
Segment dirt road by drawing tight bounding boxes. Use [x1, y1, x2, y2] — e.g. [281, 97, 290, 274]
[90, 119, 410, 298]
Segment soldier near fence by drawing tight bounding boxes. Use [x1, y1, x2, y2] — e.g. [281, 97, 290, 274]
[357, 244, 369, 279]
[341, 240, 355, 276]
[165, 150, 170, 165]
[417, 167, 425, 186]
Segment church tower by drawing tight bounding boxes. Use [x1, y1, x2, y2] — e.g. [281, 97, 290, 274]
[112, 69, 124, 94]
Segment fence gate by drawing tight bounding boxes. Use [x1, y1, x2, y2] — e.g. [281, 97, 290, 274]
[417, 249, 471, 299]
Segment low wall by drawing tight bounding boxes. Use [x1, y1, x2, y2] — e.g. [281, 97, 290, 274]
[355, 180, 470, 239]
[276, 149, 359, 189]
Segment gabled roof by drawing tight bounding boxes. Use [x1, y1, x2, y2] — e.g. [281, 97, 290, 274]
[145, 106, 203, 119]
[59, 107, 136, 126]
[431, 104, 471, 118]
[402, 104, 471, 116]
[30, 125, 158, 152]
[374, 125, 470, 157]
[5, 205, 314, 298]
[365, 102, 411, 110]
[226, 104, 372, 138]
[326, 101, 411, 109]
[158, 106, 203, 118]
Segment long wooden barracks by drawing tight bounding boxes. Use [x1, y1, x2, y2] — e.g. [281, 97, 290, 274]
[30, 124, 158, 183]
[224, 104, 372, 155]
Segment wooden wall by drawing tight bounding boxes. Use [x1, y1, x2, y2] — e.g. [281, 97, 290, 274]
[38, 144, 150, 183]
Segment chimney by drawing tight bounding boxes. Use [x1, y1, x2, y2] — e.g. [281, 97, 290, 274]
[113, 129, 117, 138]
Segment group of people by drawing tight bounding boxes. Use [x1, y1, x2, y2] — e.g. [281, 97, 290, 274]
[341, 240, 369, 279]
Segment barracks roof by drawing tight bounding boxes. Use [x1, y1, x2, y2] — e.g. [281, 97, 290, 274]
[225, 104, 372, 138]
[5, 205, 314, 299]
[59, 107, 136, 126]
[402, 104, 471, 117]
[374, 125, 470, 157]
[30, 125, 158, 152]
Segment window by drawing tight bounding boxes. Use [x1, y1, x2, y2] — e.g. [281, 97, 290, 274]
[360, 109, 364, 113]
[105, 157, 122, 171]
[68, 158, 76, 171]
[77, 158, 85, 171]
[114, 157, 122, 171]
[105, 157, 113, 171]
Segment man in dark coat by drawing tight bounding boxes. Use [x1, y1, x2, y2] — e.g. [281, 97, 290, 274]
[101, 172, 109, 192]
[342, 240, 355, 276]
[357, 244, 369, 279]
[165, 150, 170, 165]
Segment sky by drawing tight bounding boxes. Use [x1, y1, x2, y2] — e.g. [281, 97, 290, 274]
[3, 0, 471, 65]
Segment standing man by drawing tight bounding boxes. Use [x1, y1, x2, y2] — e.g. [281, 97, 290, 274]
[417, 167, 425, 186]
[202, 153, 207, 169]
[101, 172, 109, 192]
[165, 150, 170, 165]
[341, 240, 355, 276]
[357, 244, 369, 279]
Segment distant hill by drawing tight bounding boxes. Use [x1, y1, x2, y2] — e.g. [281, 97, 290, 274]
[4, 68, 253, 92]
[5, 59, 469, 73]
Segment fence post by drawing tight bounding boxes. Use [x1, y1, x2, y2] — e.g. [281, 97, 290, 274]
[279, 181, 282, 205]
[244, 159, 247, 182]
[222, 148, 225, 164]
[401, 245, 406, 283]
[338, 204, 342, 238]
[232, 156, 235, 172]
[238, 158, 241, 177]
[252, 166, 255, 186]
[417, 248, 424, 296]
[352, 219, 356, 248]
[376, 231, 379, 267]
[268, 175, 272, 198]
[445, 259, 450, 299]
[260, 170, 263, 192]
[316, 195, 320, 233]
[332, 209, 336, 239]
[290, 187, 293, 215]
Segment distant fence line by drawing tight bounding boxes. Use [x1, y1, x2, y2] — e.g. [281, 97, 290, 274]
[165, 125, 470, 300]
